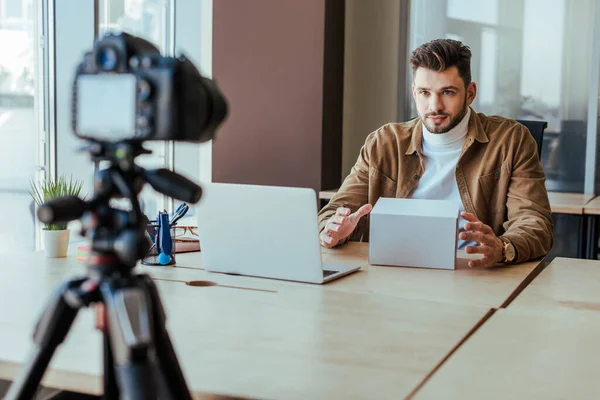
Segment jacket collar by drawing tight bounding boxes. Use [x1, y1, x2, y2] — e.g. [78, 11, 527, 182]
[405, 107, 489, 155]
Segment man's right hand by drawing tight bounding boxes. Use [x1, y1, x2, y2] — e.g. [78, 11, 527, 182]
[320, 204, 373, 248]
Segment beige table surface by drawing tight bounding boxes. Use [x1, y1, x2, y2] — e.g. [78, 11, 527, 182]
[319, 242, 544, 308]
[0, 247, 491, 400]
[149, 242, 545, 309]
[4, 241, 544, 310]
[180, 242, 544, 308]
[318, 189, 337, 200]
[509, 256, 600, 312]
[412, 307, 600, 400]
[30, 242, 540, 309]
[583, 195, 600, 215]
[547, 191, 595, 214]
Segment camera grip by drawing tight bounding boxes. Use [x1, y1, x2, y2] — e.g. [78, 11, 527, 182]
[38, 196, 88, 225]
[145, 168, 202, 204]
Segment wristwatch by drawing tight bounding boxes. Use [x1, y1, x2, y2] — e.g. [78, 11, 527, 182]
[500, 238, 516, 263]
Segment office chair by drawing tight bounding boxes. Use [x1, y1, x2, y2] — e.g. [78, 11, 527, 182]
[515, 119, 547, 160]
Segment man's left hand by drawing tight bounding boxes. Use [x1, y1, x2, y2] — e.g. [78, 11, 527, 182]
[459, 211, 504, 268]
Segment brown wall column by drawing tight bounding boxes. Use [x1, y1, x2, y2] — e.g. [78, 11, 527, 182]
[212, 0, 344, 193]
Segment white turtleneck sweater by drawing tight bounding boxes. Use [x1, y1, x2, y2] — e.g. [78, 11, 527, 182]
[409, 109, 475, 249]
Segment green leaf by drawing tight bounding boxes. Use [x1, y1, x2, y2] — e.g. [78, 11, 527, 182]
[29, 174, 86, 230]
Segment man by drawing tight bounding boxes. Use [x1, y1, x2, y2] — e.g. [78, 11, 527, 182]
[318, 39, 553, 268]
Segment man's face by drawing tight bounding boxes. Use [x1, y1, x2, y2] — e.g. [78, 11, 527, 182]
[412, 66, 476, 134]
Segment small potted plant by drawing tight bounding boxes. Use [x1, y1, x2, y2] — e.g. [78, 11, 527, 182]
[29, 175, 84, 258]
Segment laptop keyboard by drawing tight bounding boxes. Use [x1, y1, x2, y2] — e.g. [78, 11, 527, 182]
[323, 269, 339, 278]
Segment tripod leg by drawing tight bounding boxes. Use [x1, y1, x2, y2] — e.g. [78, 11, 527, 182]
[102, 330, 119, 400]
[99, 279, 161, 400]
[94, 301, 119, 399]
[5, 278, 88, 400]
[140, 275, 193, 400]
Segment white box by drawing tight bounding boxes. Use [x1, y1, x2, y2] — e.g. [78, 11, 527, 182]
[368, 198, 459, 269]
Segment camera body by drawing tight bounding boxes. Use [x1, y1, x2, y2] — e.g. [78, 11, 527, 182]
[72, 32, 227, 143]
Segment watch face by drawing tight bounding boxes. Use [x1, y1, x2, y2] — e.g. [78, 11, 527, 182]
[506, 243, 516, 262]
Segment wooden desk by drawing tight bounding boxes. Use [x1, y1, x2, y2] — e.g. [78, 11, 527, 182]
[509, 256, 600, 312]
[412, 308, 600, 399]
[0, 250, 491, 399]
[166, 242, 543, 309]
[320, 242, 543, 308]
[318, 189, 337, 200]
[583, 196, 600, 215]
[547, 192, 596, 258]
[583, 196, 600, 259]
[6, 241, 543, 310]
[547, 191, 594, 214]
[176, 242, 544, 308]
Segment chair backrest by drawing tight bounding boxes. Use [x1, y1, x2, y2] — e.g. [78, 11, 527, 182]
[515, 119, 547, 160]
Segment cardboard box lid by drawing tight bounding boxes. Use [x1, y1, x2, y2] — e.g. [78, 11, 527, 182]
[371, 198, 458, 219]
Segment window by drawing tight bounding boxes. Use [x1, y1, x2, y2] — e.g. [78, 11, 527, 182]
[408, 0, 597, 193]
[0, 1, 209, 255]
[0, 0, 40, 253]
[4, 0, 22, 19]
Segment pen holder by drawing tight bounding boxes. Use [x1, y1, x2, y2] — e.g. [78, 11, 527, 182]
[141, 223, 177, 266]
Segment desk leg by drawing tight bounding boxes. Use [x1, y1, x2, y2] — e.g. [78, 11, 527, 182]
[578, 215, 588, 259]
[586, 215, 599, 259]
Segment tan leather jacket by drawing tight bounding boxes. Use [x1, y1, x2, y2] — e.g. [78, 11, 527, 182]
[318, 109, 553, 263]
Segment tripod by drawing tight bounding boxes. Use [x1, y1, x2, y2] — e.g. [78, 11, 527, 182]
[6, 142, 202, 400]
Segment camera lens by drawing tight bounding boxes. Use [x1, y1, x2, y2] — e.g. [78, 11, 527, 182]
[97, 46, 119, 71]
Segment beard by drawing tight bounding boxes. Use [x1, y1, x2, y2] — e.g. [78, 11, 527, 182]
[420, 97, 468, 134]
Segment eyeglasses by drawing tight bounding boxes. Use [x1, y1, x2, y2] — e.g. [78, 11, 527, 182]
[174, 226, 198, 238]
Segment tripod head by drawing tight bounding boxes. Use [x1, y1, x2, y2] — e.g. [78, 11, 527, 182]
[38, 140, 203, 270]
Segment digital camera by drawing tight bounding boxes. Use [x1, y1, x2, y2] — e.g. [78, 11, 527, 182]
[72, 32, 227, 143]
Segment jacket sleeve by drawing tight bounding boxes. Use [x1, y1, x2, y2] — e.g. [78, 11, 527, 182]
[500, 125, 554, 262]
[317, 132, 376, 246]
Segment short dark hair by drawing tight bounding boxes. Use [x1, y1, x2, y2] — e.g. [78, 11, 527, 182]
[409, 39, 472, 86]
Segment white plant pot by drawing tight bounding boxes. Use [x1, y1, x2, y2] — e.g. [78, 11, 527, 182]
[42, 229, 70, 258]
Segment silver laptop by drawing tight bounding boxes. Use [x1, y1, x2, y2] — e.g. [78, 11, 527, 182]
[196, 183, 360, 284]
